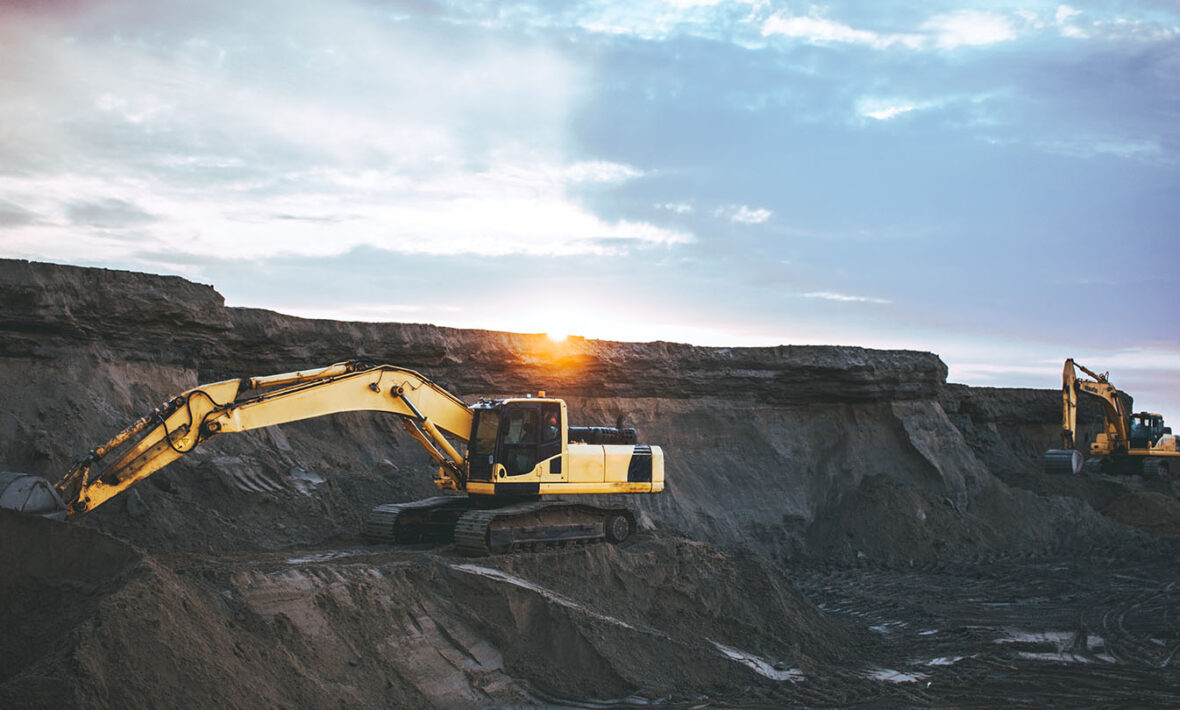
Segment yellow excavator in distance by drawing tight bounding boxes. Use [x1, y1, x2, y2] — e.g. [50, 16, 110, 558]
[1043, 358, 1179, 477]
[0, 359, 664, 555]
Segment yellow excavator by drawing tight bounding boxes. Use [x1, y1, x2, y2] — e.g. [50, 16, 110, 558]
[1043, 358, 1179, 477]
[0, 359, 664, 554]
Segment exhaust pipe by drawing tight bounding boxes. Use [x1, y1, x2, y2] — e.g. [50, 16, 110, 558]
[0, 472, 67, 520]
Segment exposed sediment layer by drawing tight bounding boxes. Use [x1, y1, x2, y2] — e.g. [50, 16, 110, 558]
[0, 258, 946, 402]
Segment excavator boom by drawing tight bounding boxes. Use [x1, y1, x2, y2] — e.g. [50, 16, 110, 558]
[54, 360, 472, 516]
[1055, 358, 1134, 453]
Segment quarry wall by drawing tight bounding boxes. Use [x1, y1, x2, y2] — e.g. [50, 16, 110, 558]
[0, 259, 1122, 561]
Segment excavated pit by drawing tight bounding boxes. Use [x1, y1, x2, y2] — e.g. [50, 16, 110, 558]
[2, 258, 1179, 708]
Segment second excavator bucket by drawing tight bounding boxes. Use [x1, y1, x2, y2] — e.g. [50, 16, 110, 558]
[1042, 449, 1084, 475]
[0, 472, 67, 520]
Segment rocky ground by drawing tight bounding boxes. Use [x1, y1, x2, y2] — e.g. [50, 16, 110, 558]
[2, 258, 1179, 708]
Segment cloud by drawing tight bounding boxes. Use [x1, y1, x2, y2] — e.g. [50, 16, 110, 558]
[1034, 137, 1163, 161]
[565, 161, 644, 183]
[861, 104, 916, 121]
[1050, 5, 1180, 42]
[1064, 348, 1180, 373]
[801, 291, 890, 304]
[656, 202, 693, 214]
[952, 362, 1061, 377]
[1056, 5, 1082, 26]
[0, 170, 692, 262]
[714, 204, 771, 224]
[732, 205, 772, 224]
[418, 1, 1178, 55]
[761, 13, 920, 49]
[570, 0, 742, 42]
[753, 5, 1180, 53]
[334, 1, 1180, 54]
[922, 10, 1016, 49]
[854, 91, 1004, 125]
[67, 198, 157, 228]
[761, 9, 1017, 51]
[0, 0, 690, 264]
[0, 201, 38, 227]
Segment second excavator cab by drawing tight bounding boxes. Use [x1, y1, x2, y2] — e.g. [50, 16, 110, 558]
[1129, 412, 1170, 449]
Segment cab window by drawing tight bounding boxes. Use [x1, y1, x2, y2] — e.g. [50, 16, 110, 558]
[504, 408, 538, 444]
[472, 410, 500, 455]
[541, 404, 561, 443]
[502, 406, 539, 475]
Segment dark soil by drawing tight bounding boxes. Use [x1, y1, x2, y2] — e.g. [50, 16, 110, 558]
[1104, 492, 1180, 537]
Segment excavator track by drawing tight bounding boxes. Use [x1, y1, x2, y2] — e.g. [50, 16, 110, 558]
[363, 496, 476, 544]
[452, 501, 636, 556]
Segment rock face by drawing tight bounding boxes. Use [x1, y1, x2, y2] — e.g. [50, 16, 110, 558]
[0, 258, 947, 402]
[0, 258, 1131, 559]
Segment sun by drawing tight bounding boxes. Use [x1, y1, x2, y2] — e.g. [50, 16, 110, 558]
[546, 331, 568, 343]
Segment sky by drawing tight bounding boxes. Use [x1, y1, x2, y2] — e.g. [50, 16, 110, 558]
[1, 0, 1178, 413]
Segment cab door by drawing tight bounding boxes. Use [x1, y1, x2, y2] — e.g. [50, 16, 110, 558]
[500, 404, 540, 478]
[538, 402, 566, 483]
[500, 402, 565, 481]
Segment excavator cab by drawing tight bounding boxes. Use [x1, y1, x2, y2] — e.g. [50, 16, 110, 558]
[467, 400, 564, 481]
[1129, 412, 1168, 448]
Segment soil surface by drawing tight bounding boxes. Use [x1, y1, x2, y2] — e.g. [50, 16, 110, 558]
[3, 259, 1180, 708]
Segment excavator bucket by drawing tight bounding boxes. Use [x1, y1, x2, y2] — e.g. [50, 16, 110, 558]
[1042, 449, 1084, 475]
[0, 472, 67, 520]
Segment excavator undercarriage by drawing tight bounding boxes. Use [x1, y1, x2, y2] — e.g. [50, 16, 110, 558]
[363, 496, 637, 554]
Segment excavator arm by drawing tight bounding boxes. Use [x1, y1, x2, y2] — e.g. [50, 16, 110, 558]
[1061, 359, 1078, 449]
[1059, 358, 1131, 451]
[55, 359, 473, 517]
[1046, 358, 1142, 474]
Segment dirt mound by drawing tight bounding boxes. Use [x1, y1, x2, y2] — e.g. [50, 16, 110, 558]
[1102, 492, 1180, 537]
[0, 510, 143, 708]
[0, 509, 348, 710]
[1, 506, 858, 707]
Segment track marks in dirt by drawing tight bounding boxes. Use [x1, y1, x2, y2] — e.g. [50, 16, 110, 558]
[790, 554, 1180, 707]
